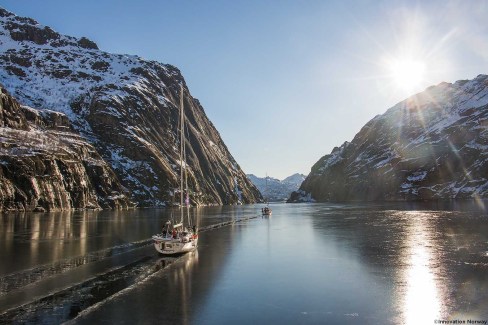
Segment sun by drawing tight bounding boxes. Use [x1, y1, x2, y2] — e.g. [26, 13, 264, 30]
[387, 57, 426, 94]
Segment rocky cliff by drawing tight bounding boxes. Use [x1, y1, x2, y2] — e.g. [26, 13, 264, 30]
[0, 7, 261, 209]
[0, 86, 133, 211]
[290, 75, 488, 202]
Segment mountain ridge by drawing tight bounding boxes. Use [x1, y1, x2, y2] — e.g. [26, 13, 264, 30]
[0, 7, 261, 210]
[289, 75, 488, 202]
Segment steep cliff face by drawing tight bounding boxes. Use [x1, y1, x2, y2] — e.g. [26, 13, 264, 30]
[0, 7, 261, 207]
[0, 86, 133, 211]
[290, 75, 488, 202]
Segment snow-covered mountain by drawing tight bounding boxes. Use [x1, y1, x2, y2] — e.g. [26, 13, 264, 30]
[247, 173, 306, 202]
[0, 7, 261, 210]
[290, 75, 488, 202]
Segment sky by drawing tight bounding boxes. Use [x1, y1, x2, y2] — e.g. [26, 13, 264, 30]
[1, 0, 487, 179]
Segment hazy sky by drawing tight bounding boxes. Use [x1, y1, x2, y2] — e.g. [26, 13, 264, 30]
[2, 0, 487, 179]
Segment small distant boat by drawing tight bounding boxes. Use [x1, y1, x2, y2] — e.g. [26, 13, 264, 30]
[152, 84, 198, 255]
[261, 173, 272, 216]
[262, 206, 272, 216]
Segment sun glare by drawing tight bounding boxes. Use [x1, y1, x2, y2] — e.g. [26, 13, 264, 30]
[387, 58, 426, 94]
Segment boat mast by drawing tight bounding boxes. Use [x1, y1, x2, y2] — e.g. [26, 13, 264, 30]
[179, 84, 185, 224]
[179, 84, 192, 227]
[265, 172, 268, 206]
[183, 92, 191, 227]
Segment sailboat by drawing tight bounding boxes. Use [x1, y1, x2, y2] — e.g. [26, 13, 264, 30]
[152, 84, 198, 255]
[262, 174, 272, 216]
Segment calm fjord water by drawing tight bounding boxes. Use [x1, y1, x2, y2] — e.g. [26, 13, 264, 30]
[1, 202, 487, 324]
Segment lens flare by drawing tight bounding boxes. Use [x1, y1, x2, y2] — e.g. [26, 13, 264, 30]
[387, 58, 426, 94]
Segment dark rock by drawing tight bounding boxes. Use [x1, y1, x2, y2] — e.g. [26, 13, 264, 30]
[78, 37, 98, 50]
[21, 105, 72, 130]
[8, 22, 59, 45]
[49, 69, 72, 79]
[0, 86, 28, 129]
[5, 66, 26, 77]
[91, 61, 109, 71]
[0, 8, 14, 18]
[8, 54, 32, 67]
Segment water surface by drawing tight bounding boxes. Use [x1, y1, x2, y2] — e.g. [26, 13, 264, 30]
[1, 202, 487, 324]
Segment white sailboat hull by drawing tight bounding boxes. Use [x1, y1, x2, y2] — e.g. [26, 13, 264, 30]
[152, 234, 198, 255]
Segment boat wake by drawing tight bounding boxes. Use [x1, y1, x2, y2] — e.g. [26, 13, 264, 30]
[0, 250, 180, 324]
[0, 238, 153, 296]
[0, 214, 260, 324]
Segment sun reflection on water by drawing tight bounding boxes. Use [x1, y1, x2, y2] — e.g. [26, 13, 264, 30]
[401, 212, 442, 325]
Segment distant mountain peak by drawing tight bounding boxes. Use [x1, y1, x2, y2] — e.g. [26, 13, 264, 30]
[283, 173, 307, 184]
[247, 173, 305, 202]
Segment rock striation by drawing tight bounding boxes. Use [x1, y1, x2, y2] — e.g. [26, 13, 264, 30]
[290, 75, 488, 202]
[0, 86, 133, 211]
[0, 7, 261, 209]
